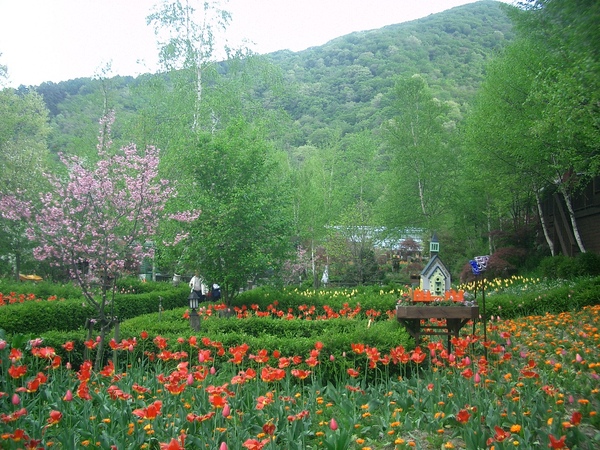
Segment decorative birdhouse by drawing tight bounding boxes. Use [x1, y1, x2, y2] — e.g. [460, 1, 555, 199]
[420, 233, 451, 296]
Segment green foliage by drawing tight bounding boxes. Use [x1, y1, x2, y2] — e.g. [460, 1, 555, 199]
[115, 277, 178, 295]
[0, 279, 83, 299]
[0, 300, 93, 336]
[161, 119, 295, 302]
[0, 88, 52, 279]
[0, 284, 189, 336]
[539, 254, 600, 279]
[484, 276, 600, 319]
[232, 285, 399, 312]
[576, 252, 600, 276]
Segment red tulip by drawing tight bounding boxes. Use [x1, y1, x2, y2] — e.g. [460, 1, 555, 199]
[222, 403, 231, 418]
[330, 418, 338, 431]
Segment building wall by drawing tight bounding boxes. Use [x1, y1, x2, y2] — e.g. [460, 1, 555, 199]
[542, 176, 600, 256]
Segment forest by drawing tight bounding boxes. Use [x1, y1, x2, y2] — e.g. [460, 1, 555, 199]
[0, 0, 599, 296]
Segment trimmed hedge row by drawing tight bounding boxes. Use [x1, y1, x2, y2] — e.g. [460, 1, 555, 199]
[0, 279, 83, 300]
[0, 277, 176, 299]
[0, 284, 190, 336]
[483, 276, 600, 319]
[232, 285, 399, 312]
[111, 310, 411, 381]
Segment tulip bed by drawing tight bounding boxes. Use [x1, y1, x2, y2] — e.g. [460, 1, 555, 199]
[1, 284, 599, 449]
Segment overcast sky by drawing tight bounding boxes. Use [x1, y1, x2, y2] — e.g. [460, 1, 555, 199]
[0, 0, 488, 88]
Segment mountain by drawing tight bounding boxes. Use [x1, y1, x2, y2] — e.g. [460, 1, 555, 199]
[265, 0, 513, 144]
[33, 0, 513, 150]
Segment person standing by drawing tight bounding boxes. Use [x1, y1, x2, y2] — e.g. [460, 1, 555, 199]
[212, 283, 221, 301]
[189, 272, 208, 301]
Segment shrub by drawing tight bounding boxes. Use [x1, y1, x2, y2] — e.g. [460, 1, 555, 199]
[0, 284, 190, 336]
[576, 251, 600, 276]
[540, 253, 600, 279]
[0, 279, 82, 299]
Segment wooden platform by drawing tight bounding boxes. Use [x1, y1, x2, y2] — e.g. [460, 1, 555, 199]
[396, 304, 479, 350]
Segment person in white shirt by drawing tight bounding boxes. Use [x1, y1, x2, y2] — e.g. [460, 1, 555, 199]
[189, 272, 208, 301]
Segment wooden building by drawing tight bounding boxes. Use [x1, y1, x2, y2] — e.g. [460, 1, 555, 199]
[541, 176, 600, 256]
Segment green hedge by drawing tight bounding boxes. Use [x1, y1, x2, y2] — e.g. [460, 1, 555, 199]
[116, 310, 411, 383]
[118, 311, 409, 356]
[539, 253, 600, 278]
[482, 276, 600, 319]
[0, 279, 83, 300]
[0, 284, 190, 336]
[232, 285, 400, 313]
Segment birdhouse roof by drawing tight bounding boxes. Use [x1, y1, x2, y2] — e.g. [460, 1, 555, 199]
[420, 254, 451, 278]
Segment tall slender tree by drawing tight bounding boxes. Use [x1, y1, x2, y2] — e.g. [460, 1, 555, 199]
[382, 74, 455, 232]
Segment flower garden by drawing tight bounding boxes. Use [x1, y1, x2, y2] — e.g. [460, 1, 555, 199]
[1, 277, 599, 449]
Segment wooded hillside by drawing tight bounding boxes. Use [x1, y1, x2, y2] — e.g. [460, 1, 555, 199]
[2, 0, 598, 288]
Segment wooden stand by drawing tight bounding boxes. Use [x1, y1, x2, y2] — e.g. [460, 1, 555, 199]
[396, 305, 479, 350]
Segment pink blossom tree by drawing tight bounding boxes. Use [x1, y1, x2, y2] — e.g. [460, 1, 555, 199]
[1, 112, 197, 368]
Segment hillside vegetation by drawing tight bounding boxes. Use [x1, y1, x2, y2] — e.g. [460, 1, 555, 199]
[33, 1, 512, 149]
[2, 0, 598, 292]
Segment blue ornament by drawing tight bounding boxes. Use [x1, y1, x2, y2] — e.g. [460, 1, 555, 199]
[469, 260, 480, 275]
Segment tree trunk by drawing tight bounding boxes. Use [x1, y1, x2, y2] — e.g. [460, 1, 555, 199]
[14, 251, 21, 282]
[534, 188, 555, 256]
[559, 183, 586, 253]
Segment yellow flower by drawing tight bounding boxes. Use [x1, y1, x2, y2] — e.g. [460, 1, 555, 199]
[356, 438, 365, 445]
[444, 442, 455, 449]
[510, 424, 522, 433]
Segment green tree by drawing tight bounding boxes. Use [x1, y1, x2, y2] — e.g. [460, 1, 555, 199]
[382, 74, 456, 232]
[147, 0, 232, 132]
[161, 120, 294, 304]
[463, 1, 600, 256]
[0, 89, 51, 278]
[460, 38, 546, 256]
[327, 200, 378, 285]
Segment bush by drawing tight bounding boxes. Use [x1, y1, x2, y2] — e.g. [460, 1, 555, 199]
[576, 252, 600, 276]
[540, 253, 600, 279]
[482, 276, 600, 319]
[0, 284, 190, 336]
[232, 285, 399, 313]
[0, 279, 83, 299]
[116, 310, 411, 383]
